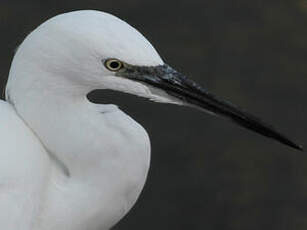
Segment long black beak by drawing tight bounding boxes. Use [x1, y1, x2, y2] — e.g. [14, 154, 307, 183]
[118, 64, 303, 151]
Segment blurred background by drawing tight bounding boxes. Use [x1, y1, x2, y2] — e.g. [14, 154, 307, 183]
[0, 0, 306, 229]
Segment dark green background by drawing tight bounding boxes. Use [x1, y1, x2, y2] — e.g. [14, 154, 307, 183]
[0, 0, 306, 229]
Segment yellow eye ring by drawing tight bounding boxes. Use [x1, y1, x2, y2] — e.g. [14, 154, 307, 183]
[104, 59, 123, 72]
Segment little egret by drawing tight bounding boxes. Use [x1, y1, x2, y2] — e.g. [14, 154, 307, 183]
[0, 10, 302, 230]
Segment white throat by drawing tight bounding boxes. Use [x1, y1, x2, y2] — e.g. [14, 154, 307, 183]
[6, 49, 151, 230]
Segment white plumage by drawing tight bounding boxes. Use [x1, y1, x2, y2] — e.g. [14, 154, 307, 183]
[2, 10, 167, 230]
[0, 9, 302, 230]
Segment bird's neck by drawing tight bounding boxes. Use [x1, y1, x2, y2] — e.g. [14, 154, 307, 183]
[6, 76, 151, 229]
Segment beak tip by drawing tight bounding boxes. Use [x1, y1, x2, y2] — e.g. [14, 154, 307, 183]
[290, 143, 304, 152]
[298, 145, 304, 152]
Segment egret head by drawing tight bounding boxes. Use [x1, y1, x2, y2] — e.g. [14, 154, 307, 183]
[7, 10, 302, 151]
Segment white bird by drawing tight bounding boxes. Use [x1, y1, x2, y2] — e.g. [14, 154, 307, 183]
[0, 10, 302, 230]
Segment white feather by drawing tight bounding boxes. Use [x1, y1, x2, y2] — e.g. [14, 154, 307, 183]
[2, 10, 179, 230]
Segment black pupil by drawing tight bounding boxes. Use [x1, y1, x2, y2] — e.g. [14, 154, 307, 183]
[110, 61, 120, 69]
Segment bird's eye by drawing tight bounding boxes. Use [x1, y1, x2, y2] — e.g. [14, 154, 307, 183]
[104, 59, 123, 72]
